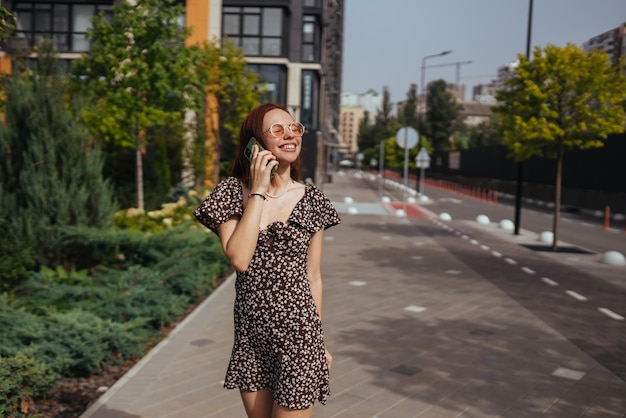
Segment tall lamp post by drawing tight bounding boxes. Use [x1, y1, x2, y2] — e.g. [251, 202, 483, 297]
[419, 50, 452, 119]
[514, 0, 533, 235]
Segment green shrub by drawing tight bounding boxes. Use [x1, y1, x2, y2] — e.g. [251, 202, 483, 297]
[0, 352, 59, 418]
[0, 219, 36, 293]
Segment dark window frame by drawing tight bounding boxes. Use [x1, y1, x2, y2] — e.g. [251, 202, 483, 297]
[12, 1, 113, 53]
[301, 14, 320, 62]
[222, 6, 285, 57]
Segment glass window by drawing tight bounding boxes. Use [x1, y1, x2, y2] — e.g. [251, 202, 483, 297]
[53, 5, 68, 31]
[304, 0, 321, 7]
[73, 5, 94, 32]
[17, 11, 33, 31]
[223, 14, 239, 35]
[262, 8, 282, 37]
[302, 16, 319, 62]
[12, 1, 109, 54]
[249, 64, 287, 105]
[243, 14, 260, 35]
[303, 21, 314, 43]
[222, 7, 284, 57]
[34, 4, 51, 31]
[242, 37, 260, 55]
[302, 45, 314, 62]
[262, 38, 281, 56]
[301, 70, 319, 129]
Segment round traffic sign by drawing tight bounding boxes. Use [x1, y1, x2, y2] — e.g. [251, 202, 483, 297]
[395, 127, 418, 149]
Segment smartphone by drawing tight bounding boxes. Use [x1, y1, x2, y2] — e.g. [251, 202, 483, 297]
[244, 137, 277, 177]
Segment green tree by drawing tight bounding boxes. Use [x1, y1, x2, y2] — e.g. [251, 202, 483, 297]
[356, 87, 400, 171]
[456, 114, 503, 149]
[71, 0, 208, 209]
[493, 43, 626, 250]
[200, 37, 264, 183]
[0, 6, 16, 42]
[423, 79, 461, 152]
[398, 83, 419, 130]
[0, 43, 117, 257]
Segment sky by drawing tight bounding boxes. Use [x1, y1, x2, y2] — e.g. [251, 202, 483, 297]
[341, 0, 626, 102]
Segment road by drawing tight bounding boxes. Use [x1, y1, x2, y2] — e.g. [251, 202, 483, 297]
[383, 177, 626, 257]
[358, 172, 626, 380]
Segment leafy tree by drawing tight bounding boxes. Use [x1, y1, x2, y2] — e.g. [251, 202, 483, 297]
[198, 37, 264, 184]
[0, 42, 117, 257]
[422, 79, 461, 152]
[493, 43, 626, 249]
[455, 114, 504, 150]
[71, 0, 208, 209]
[0, 6, 16, 42]
[398, 83, 419, 130]
[356, 87, 400, 170]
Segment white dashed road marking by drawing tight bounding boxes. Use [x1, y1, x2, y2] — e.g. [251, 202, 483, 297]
[598, 308, 624, 320]
[565, 290, 588, 301]
[542, 277, 559, 286]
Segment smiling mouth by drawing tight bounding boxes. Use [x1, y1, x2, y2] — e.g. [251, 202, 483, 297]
[281, 144, 297, 150]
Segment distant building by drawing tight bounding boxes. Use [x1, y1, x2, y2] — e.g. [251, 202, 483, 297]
[472, 82, 497, 104]
[458, 102, 492, 126]
[338, 106, 364, 156]
[340, 89, 382, 118]
[582, 22, 626, 64]
[495, 60, 519, 92]
[2, 0, 345, 185]
[338, 89, 382, 156]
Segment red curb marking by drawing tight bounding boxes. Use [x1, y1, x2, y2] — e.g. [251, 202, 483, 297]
[387, 202, 430, 218]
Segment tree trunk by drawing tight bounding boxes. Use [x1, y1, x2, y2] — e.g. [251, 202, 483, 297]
[552, 144, 564, 251]
[135, 127, 144, 210]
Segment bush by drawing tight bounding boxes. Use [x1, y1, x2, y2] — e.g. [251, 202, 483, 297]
[0, 219, 36, 293]
[0, 197, 229, 415]
[0, 352, 59, 418]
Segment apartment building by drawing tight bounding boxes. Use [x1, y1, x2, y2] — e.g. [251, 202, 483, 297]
[1, 0, 344, 185]
[582, 22, 626, 64]
[220, 0, 345, 183]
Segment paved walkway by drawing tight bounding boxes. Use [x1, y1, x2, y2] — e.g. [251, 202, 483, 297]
[81, 172, 625, 418]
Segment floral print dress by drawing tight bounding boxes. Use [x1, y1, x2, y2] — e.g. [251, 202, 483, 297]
[193, 177, 341, 409]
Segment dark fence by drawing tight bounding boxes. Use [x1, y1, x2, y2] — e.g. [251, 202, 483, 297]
[427, 133, 626, 213]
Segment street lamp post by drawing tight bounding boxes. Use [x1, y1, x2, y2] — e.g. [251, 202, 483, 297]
[419, 50, 452, 119]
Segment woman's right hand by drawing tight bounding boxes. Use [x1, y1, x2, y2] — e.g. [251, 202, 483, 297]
[249, 145, 277, 193]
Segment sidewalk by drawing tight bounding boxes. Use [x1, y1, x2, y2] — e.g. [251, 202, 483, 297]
[81, 172, 625, 418]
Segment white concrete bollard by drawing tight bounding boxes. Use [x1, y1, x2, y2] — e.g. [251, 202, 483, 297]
[601, 251, 626, 266]
[539, 231, 554, 243]
[499, 219, 515, 231]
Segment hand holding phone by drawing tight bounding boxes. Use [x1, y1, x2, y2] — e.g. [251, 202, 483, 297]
[244, 137, 277, 177]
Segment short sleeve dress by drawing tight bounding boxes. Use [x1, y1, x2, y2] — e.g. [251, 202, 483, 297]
[193, 177, 341, 409]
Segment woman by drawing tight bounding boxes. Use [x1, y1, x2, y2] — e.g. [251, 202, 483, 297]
[194, 103, 340, 417]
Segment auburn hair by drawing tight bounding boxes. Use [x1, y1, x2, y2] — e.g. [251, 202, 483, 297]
[231, 103, 302, 184]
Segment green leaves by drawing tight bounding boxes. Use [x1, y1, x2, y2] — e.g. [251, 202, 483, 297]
[493, 43, 626, 161]
[71, 0, 202, 149]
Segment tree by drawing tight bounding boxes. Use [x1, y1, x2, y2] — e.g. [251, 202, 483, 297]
[0, 42, 117, 255]
[422, 79, 461, 152]
[71, 0, 208, 209]
[398, 83, 419, 130]
[493, 43, 626, 250]
[198, 37, 264, 183]
[356, 87, 400, 170]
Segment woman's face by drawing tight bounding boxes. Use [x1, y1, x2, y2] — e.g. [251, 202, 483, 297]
[261, 109, 303, 164]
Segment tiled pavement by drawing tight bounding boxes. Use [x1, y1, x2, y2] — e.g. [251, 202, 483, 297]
[81, 172, 626, 418]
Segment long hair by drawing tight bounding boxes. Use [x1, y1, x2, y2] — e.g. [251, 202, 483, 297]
[231, 103, 302, 184]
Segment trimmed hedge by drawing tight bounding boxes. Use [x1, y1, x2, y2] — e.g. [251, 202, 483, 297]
[0, 221, 228, 416]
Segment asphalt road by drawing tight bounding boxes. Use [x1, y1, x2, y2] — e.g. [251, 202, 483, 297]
[387, 179, 626, 257]
[359, 172, 626, 381]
